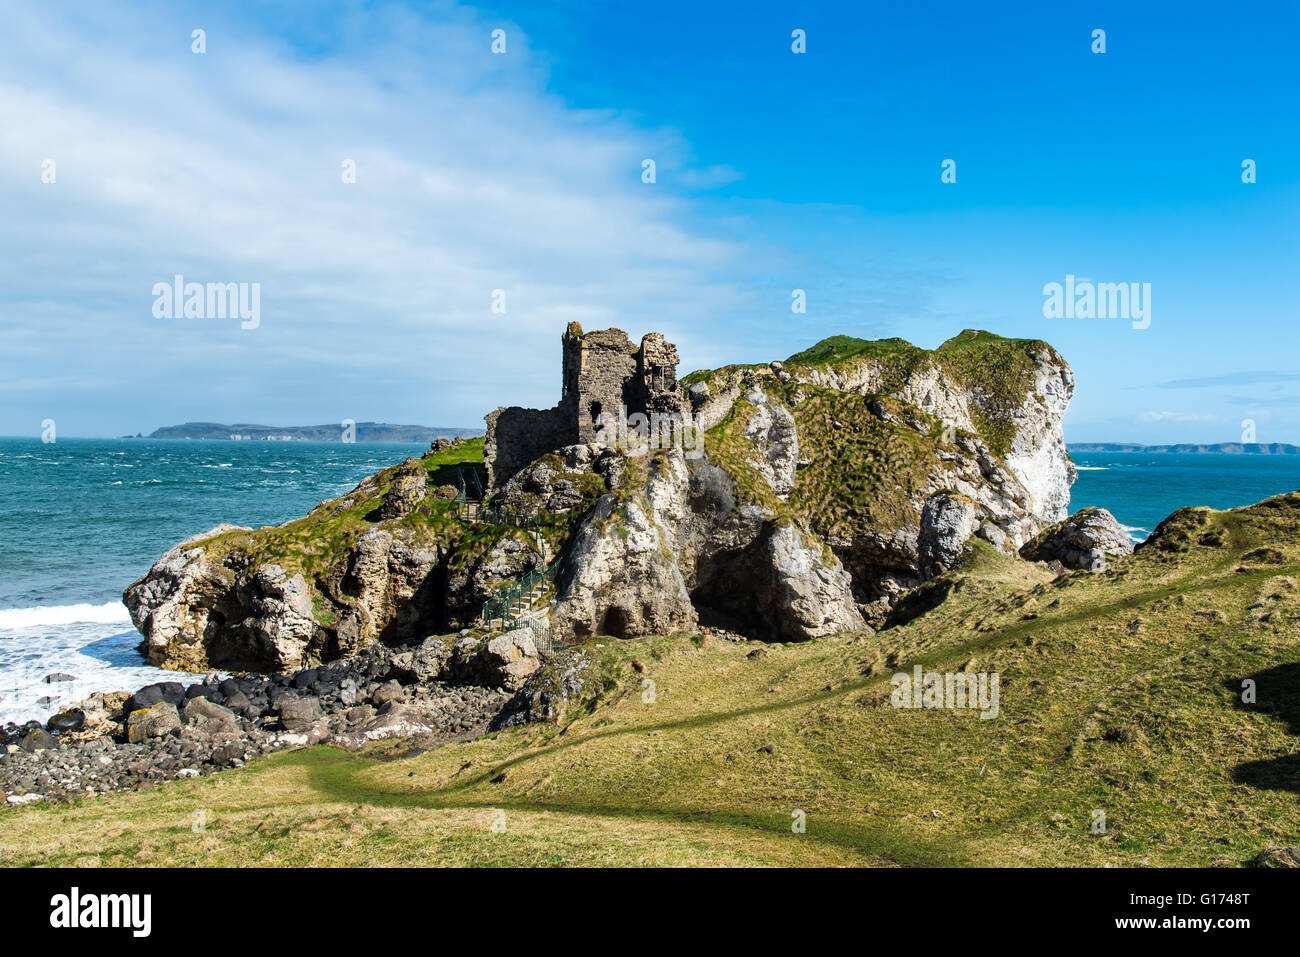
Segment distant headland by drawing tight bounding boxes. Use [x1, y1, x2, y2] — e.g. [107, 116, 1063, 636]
[1069, 442, 1300, 454]
[130, 422, 483, 442]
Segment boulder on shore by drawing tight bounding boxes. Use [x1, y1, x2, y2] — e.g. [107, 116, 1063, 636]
[1020, 506, 1133, 571]
[126, 702, 182, 743]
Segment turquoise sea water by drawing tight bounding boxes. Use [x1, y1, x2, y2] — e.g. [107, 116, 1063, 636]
[1067, 451, 1300, 542]
[0, 438, 428, 723]
[0, 437, 429, 609]
[1, 439, 1298, 724]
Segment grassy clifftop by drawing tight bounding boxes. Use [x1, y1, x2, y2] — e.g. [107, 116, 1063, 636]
[685, 330, 1058, 459]
[789, 329, 1057, 455]
[12, 493, 1300, 866]
[783, 328, 1055, 384]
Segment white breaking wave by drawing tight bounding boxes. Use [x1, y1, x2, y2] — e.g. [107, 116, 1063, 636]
[0, 601, 131, 629]
[0, 620, 210, 726]
[1074, 466, 1109, 471]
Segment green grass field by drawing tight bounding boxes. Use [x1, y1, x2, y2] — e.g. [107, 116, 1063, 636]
[4, 494, 1298, 867]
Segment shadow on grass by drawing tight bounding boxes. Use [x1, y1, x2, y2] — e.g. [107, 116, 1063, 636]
[1228, 661, 1300, 794]
[279, 659, 982, 869]
[287, 742, 966, 867]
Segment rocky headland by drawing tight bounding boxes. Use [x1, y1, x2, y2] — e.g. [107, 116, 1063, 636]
[6, 326, 1140, 806]
[122, 326, 1080, 672]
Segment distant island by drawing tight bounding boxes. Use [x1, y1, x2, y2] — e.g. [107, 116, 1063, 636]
[1069, 442, 1300, 454]
[132, 422, 483, 442]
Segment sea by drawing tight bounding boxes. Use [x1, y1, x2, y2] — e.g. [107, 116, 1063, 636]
[2, 439, 1298, 726]
[0, 438, 431, 726]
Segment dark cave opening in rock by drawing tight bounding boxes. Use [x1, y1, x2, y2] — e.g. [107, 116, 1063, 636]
[690, 544, 773, 640]
[599, 604, 629, 636]
[404, 563, 455, 637]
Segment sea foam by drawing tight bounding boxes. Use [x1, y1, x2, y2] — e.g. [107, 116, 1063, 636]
[0, 602, 132, 629]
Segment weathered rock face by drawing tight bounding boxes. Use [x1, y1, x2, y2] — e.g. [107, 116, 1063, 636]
[243, 564, 320, 664]
[1002, 346, 1076, 524]
[123, 525, 247, 671]
[551, 492, 698, 643]
[337, 528, 443, 648]
[124, 498, 545, 672]
[494, 448, 608, 518]
[757, 523, 866, 638]
[495, 647, 598, 728]
[379, 459, 429, 519]
[124, 529, 342, 672]
[546, 448, 864, 642]
[918, 494, 978, 579]
[1021, 506, 1134, 571]
[741, 390, 799, 498]
[126, 329, 1076, 670]
[450, 629, 543, 691]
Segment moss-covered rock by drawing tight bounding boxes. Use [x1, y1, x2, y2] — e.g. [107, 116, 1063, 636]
[124, 437, 602, 671]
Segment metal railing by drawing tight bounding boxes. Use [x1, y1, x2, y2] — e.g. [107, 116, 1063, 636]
[452, 466, 575, 639]
[516, 616, 557, 656]
[457, 465, 484, 501]
[480, 554, 562, 633]
[456, 499, 555, 529]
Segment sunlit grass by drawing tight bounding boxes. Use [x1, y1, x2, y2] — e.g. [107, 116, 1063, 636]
[6, 495, 1299, 867]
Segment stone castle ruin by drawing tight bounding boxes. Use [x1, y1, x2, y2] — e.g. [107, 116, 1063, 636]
[484, 322, 689, 488]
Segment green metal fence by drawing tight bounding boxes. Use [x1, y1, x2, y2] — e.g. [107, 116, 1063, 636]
[457, 465, 484, 501]
[454, 470, 566, 632]
[480, 554, 563, 632]
[456, 499, 555, 529]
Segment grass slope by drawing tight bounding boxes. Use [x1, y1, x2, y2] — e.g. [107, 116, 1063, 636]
[6, 495, 1299, 867]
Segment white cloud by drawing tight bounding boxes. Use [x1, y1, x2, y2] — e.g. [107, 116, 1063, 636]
[0, 1, 755, 432]
[677, 164, 744, 189]
[1138, 411, 1222, 423]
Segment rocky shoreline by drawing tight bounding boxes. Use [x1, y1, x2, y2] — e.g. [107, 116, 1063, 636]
[0, 628, 589, 808]
[2, 503, 1132, 810]
[3, 329, 1104, 808]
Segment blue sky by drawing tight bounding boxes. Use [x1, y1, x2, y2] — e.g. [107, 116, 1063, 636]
[1, 0, 1296, 442]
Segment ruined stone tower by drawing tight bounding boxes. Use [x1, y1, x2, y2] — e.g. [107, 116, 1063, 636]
[484, 323, 685, 488]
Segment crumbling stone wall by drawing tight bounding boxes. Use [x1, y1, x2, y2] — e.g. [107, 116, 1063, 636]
[570, 327, 639, 444]
[484, 322, 687, 488]
[484, 404, 573, 490]
[634, 332, 682, 415]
